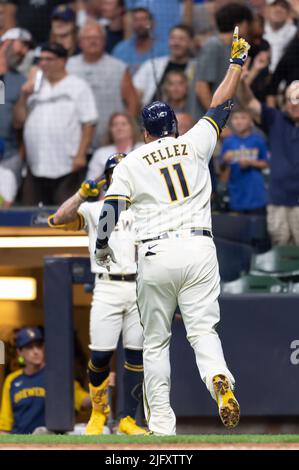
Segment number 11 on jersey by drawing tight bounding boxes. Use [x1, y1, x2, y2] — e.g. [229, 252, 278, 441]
[160, 163, 190, 202]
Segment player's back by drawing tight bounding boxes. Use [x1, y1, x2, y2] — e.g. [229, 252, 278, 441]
[111, 119, 217, 241]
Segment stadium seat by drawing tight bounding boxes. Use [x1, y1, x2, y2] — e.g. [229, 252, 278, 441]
[221, 274, 287, 294]
[250, 246, 299, 279]
[212, 213, 270, 250]
[288, 283, 299, 294]
[214, 237, 253, 282]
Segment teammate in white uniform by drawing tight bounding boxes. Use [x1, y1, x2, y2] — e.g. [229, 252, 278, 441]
[48, 154, 147, 436]
[95, 29, 250, 435]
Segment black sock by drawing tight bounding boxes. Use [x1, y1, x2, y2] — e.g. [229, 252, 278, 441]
[123, 349, 144, 419]
[88, 350, 113, 387]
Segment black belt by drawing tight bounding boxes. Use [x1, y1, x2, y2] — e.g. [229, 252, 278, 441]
[98, 273, 136, 282]
[142, 229, 213, 244]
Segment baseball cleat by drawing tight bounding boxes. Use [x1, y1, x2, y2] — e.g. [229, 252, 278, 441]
[212, 374, 240, 429]
[85, 410, 107, 435]
[117, 416, 149, 435]
[85, 378, 110, 435]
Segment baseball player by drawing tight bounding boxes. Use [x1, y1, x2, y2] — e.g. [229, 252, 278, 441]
[48, 154, 147, 436]
[0, 327, 90, 434]
[94, 28, 250, 435]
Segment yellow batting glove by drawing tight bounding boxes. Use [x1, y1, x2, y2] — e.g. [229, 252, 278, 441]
[79, 179, 105, 199]
[230, 26, 250, 66]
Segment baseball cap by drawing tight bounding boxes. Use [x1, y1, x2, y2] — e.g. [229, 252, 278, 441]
[52, 4, 76, 22]
[16, 327, 44, 349]
[0, 27, 32, 44]
[40, 42, 68, 58]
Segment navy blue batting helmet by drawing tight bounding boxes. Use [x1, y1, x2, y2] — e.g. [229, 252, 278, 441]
[104, 153, 126, 187]
[142, 101, 178, 138]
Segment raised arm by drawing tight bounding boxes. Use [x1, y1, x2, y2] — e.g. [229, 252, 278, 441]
[204, 28, 250, 135]
[237, 68, 262, 124]
[48, 180, 105, 229]
[13, 67, 38, 129]
[50, 191, 85, 228]
[211, 27, 250, 108]
[121, 69, 140, 117]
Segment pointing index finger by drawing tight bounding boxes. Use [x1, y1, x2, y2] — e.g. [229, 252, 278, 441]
[233, 26, 239, 43]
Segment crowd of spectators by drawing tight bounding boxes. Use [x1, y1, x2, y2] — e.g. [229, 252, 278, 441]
[0, 0, 298, 245]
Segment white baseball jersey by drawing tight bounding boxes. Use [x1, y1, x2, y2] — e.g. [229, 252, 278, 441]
[78, 200, 136, 274]
[105, 119, 217, 241]
[105, 117, 235, 435]
[24, 74, 98, 178]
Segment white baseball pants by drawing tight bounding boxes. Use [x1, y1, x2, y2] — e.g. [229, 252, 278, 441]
[137, 235, 235, 435]
[89, 278, 143, 351]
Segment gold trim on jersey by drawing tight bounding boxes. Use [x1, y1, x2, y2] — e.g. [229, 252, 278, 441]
[104, 195, 131, 206]
[202, 116, 220, 138]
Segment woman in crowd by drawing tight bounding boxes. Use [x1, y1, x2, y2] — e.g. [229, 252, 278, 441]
[87, 112, 142, 180]
[162, 70, 192, 114]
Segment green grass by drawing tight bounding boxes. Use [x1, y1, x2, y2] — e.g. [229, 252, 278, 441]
[1, 434, 299, 445]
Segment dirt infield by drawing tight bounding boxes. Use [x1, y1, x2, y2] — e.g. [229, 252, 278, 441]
[1, 443, 299, 450]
